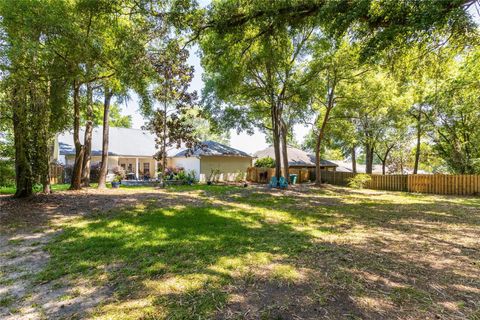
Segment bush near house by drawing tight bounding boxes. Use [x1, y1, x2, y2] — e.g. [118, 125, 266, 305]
[254, 156, 275, 168]
[165, 166, 197, 184]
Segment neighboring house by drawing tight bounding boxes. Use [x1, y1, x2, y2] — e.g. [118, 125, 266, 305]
[329, 160, 383, 174]
[56, 127, 252, 182]
[57, 127, 158, 180]
[169, 140, 253, 182]
[330, 160, 430, 174]
[253, 146, 338, 171]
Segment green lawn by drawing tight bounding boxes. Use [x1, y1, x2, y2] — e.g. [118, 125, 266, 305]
[0, 183, 72, 195]
[0, 183, 145, 195]
[3, 185, 480, 319]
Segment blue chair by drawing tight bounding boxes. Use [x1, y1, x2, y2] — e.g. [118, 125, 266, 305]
[279, 176, 288, 189]
[269, 176, 278, 188]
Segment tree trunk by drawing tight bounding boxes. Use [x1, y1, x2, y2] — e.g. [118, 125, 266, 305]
[413, 114, 421, 174]
[365, 144, 374, 174]
[70, 81, 84, 190]
[280, 122, 290, 183]
[98, 88, 112, 189]
[160, 99, 168, 188]
[81, 83, 94, 186]
[382, 161, 386, 175]
[42, 163, 51, 194]
[315, 146, 322, 185]
[351, 147, 357, 173]
[12, 89, 33, 198]
[314, 106, 333, 186]
[271, 103, 282, 181]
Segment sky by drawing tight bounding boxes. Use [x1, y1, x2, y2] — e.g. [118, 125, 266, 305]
[120, 45, 311, 155]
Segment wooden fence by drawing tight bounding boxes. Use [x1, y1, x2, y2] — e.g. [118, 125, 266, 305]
[320, 170, 480, 196]
[49, 164, 64, 184]
[247, 167, 310, 184]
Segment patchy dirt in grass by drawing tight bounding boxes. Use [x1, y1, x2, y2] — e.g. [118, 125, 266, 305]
[1, 185, 480, 319]
[0, 188, 203, 319]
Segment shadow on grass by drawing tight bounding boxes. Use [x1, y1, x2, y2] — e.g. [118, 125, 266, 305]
[38, 200, 316, 319]
[8, 184, 479, 319]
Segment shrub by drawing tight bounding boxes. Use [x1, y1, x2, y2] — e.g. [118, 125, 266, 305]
[235, 170, 246, 182]
[89, 163, 102, 183]
[0, 160, 15, 187]
[347, 174, 372, 189]
[254, 157, 275, 168]
[112, 166, 126, 181]
[64, 164, 74, 183]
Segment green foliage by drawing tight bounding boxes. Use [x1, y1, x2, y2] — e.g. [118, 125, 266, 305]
[347, 174, 372, 189]
[89, 103, 132, 128]
[254, 157, 276, 168]
[0, 160, 15, 187]
[426, 47, 480, 174]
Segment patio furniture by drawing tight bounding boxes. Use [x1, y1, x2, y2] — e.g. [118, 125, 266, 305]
[279, 176, 288, 189]
[269, 176, 278, 188]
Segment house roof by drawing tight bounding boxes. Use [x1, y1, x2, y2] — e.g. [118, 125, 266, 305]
[253, 146, 338, 167]
[58, 127, 157, 157]
[173, 140, 251, 158]
[329, 160, 384, 174]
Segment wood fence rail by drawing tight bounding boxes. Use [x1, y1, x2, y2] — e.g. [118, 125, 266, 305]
[49, 164, 64, 184]
[320, 170, 480, 196]
[247, 167, 480, 196]
[247, 167, 310, 184]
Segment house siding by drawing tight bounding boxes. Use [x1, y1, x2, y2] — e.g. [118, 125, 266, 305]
[200, 156, 252, 182]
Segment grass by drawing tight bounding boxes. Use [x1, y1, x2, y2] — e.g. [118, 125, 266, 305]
[6, 185, 480, 319]
[0, 183, 164, 195]
[0, 183, 71, 195]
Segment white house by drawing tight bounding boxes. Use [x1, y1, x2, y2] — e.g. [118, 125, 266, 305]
[55, 127, 252, 182]
[170, 140, 253, 182]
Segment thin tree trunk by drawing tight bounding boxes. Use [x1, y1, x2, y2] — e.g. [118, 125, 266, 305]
[98, 88, 112, 189]
[160, 99, 168, 188]
[70, 81, 84, 190]
[351, 147, 357, 173]
[314, 106, 333, 186]
[382, 161, 386, 175]
[365, 144, 373, 174]
[13, 88, 33, 198]
[413, 113, 421, 174]
[271, 103, 282, 181]
[280, 122, 290, 183]
[81, 83, 94, 186]
[315, 147, 321, 185]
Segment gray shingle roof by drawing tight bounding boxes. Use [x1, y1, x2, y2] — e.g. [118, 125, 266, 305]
[253, 146, 338, 167]
[173, 140, 251, 158]
[58, 127, 157, 157]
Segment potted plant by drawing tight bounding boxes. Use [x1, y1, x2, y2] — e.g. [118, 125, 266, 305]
[111, 175, 121, 188]
[111, 166, 125, 189]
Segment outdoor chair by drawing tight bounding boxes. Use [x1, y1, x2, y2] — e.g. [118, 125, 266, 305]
[269, 176, 278, 188]
[279, 176, 288, 189]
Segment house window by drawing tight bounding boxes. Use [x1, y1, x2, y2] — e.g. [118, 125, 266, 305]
[143, 162, 150, 174]
[127, 164, 133, 173]
[121, 164, 126, 170]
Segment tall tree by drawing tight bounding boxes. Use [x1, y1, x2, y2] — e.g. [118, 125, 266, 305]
[145, 41, 198, 187]
[306, 38, 367, 184]
[201, 18, 315, 181]
[0, 0, 71, 197]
